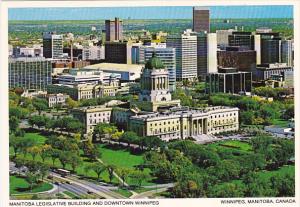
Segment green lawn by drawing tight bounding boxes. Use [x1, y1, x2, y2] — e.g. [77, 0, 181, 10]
[97, 144, 155, 186]
[63, 191, 80, 199]
[10, 175, 53, 194]
[24, 132, 47, 145]
[208, 140, 253, 152]
[271, 119, 290, 128]
[257, 165, 295, 181]
[112, 188, 133, 198]
[98, 144, 145, 169]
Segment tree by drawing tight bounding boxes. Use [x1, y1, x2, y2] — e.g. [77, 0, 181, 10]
[40, 145, 52, 163]
[26, 171, 38, 192]
[58, 151, 72, 169]
[14, 157, 27, 175]
[10, 134, 22, 158]
[27, 146, 42, 161]
[89, 163, 106, 181]
[106, 165, 116, 183]
[50, 149, 60, 167]
[66, 97, 79, 109]
[116, 167, 131, 187]
[120, 131, 139, 147]
[208, 183, 245, 198]
[39, 163, 50, 181]
[129, 170, 150, 188]
[9, 116, 20, 132]
[32, 98, 48, 115]
[111, 131, 123, 144]
[69, 155, 82, 172]
[93, 122, 110, 142]
[28, 115, 47, 129]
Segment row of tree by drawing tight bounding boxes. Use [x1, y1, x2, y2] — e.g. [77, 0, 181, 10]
[93, 123, 164, 150]
[28, 115, 84, 134]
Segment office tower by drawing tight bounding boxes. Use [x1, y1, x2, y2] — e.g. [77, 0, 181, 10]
[281, 40, 293, 67]
[105, 42, 132, 64]
[206, 68, 252, 94]
[193, 7, 210, 33]
[216, 29, 236, 48]
[256, 32, 281, 64]
[9, 57, 52, 91]
[261, 39, 281, 64]
[43, 32, 63, 59]
[166, 29, 197, 81]
[228, 32, 254, 50]
[144, 47, 176, 91]
[217, 46, 256, 74]
[254, 35, 261, 65]
[105, 17, 123, 42]
[196, 32, 217, 79]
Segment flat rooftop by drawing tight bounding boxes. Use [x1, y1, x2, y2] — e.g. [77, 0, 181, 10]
[84, 63, 144, 72]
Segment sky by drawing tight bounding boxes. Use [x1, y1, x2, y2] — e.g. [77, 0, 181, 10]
[8, 6, 293, 20]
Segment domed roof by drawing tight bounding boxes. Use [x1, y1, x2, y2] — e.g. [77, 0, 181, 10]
[145, 53, 165, 70]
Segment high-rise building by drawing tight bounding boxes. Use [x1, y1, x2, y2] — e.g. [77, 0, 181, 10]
[261, 39, 281, 64]
[43, 32, 63, 59]
[193, 7, 210, 33]
[216, 29, 237, 48]
[9, 57, 52, 91]
[256, 32, 281, 64]
[166, 29, 198, 81]
[281, 40, 293, 67]
[105, 42, 132, 64]
[144, 47, 176, 91]
[105, 17, 123, 42]
[217, 46, 256, 74]
[228, 32, 254, 50]
[206, 68, 252, 94]
[196, 32, 217, 79]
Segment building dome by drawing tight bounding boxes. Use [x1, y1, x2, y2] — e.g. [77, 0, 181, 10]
[145, 53, 165, 70]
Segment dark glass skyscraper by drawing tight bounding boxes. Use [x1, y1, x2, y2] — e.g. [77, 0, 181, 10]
[105, 17, 123, 42]
[193, 7, 210, 33]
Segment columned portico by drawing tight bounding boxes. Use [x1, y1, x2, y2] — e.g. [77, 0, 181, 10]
[192, 118, 207, 136]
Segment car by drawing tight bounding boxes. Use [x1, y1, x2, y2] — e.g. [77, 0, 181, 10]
[66, 181, 72, 184]
[54, 181, 59, 185]
[87, 190, 93, 194]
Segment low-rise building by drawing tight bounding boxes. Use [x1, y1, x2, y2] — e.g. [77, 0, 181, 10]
[84, 63, 144, 82]
[72, 106, 112, 134]
[255, 63, 293, 81]
[47, 83, 118, 101]
[129, 106, 239, 141]
[46, 93, 69, 107]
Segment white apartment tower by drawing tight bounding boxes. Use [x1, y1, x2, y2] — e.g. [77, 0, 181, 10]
[166, 29, 198, 81]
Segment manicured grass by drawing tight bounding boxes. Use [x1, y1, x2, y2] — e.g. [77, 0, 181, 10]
[257, 165, 295, 181]
[271, 119, 290, 128]
[63, 191, 80, 199]
[97, 144, 155, 186]
[208, 140, 253, 152]
[10, 175, 53, 194]
[112, 188, 133, 198]
[97, 144, 145, 169]
[23, 132, 47, 145]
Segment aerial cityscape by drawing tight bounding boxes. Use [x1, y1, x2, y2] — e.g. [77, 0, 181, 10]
[8, 5, 295, 200]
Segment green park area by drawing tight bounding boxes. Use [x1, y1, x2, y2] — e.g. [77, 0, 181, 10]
[10, 132, 155, 189]
[10, 175, 53, 194]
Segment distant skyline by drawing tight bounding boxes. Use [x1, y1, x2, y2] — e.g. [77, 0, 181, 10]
[9, 6, 293, 21]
